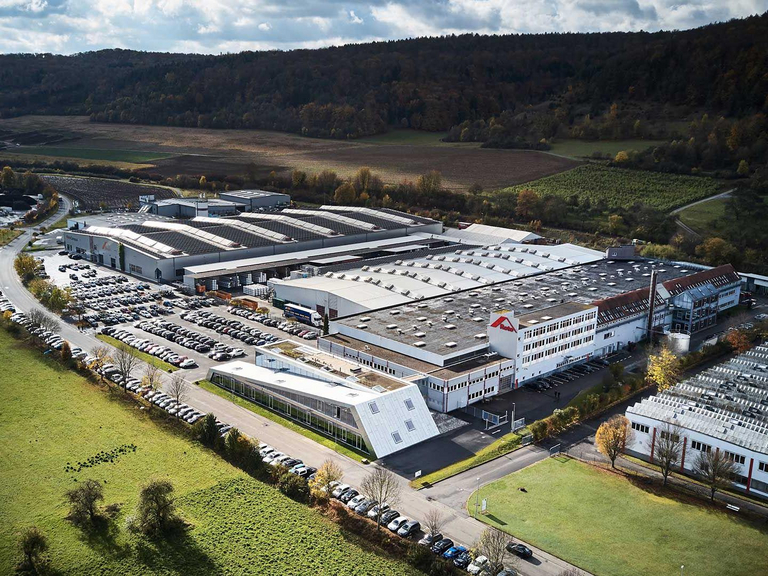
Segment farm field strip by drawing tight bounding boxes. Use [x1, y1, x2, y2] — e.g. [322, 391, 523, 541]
[8, 146, 175, 163]
[41, 174, 177, 210]
[502, 164, 722, 211]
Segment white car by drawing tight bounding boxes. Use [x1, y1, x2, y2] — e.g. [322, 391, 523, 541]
[179, 359, 197, 369]
[468, 555, 489, 575]
[230, 348, 245, 357]
[331, 484, 352, 498]
[387, 516, 408, 532]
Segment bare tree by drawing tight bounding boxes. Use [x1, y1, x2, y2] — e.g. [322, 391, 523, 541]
[693, 449, 739, 501]
[167, 373, 189, 413]
[360, 467, 401, 531]
[89, 345, 112, 383]
[66, 479, 104, 525]
[113, 343, 139, 391]
[653, 421, 683, 486]
[423, 509, 446, 538]
[28, 307, 59, 334]
[142, 361, 162, 391]
[476, 527, 513, 574]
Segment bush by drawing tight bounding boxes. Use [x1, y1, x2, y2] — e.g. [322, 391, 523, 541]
[277, 471, 310, 503]
[529, 420, 548, 441]
[194, 413, 222, 449]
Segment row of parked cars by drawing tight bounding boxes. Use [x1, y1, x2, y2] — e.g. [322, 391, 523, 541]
[528, 358, 608, 392]
[0, 291, 16, 314]
[101, 326, 198, 369]
[258, 444, 317, 478]
[181, 310, 281, 348]
[135, 319, 226, 356]
[227, 307, 319, 340]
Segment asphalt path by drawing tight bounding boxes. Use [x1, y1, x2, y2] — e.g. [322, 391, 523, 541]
[0, 200, 586, 576]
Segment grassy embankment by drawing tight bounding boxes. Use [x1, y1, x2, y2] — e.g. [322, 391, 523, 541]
[0, 329, 418, 575]
[469, 457, 768, 576]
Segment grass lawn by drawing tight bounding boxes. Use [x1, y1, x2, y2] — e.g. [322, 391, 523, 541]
[47, 213, 73, 230]
[11, 146, 174, 163]
[411, 429, 528, 489]
[0, 329, 418, 575]
[0, 228, 22, 246]
[196, 379, 371, 462]
[97, 333, 178, 372]
[470, 457, 768, 576]
[549, 138, 665, 159]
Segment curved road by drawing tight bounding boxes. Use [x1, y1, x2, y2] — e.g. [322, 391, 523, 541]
[0, 198, 584, 576]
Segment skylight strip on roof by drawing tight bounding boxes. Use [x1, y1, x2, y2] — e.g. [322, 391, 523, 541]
[141, 220, 241, 250]
[85, 225, 183, 257]
[233, 213, 338, 237]
[192, 216, 295, 243]
[319, 205, 417, 226]
[283, 208, 379, 231]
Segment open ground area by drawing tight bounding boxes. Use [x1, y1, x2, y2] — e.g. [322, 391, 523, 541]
[0, 116, 579, 190]
[503, 164, 723, 211]
[0, 329, 417, 575]
[548, 138, 667, 159]
[470, 457, 768, 576]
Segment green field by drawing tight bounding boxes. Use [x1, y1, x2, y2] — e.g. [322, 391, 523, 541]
[549, 138, 666, 159]
[470, 458, 768, 576]
[0, 330, 416, 575]
[502, 164, 721, 211]
[10, 146, 174, 163]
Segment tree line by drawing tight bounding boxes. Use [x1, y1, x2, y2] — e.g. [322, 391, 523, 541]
[1, 14, 768, 138]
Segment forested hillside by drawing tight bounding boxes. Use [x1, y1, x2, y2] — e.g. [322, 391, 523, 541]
[0, 14, 766, 138]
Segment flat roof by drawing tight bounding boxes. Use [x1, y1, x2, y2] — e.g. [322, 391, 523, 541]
[517, 301, 595, 327]
[220, 189, 288, 199]
[331, 258, 706, 357]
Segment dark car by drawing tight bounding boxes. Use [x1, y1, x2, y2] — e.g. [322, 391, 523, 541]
[397, 520, 420, 538]
[431, 538, 453, 555]
[506, 543, 533, 559]
[339, 489, 358, 503]
[379, 509, 400, 525]
[418, 532, 442, 547]
[453, 551, 473, 569]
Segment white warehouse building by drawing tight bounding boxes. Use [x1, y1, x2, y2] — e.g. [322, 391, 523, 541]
[625, 344, 768, 498]
[322, 263, 741, 413]
[206, 340, 439, 458]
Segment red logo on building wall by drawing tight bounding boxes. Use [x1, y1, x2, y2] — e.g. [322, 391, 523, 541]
[490, 316, 517, 333]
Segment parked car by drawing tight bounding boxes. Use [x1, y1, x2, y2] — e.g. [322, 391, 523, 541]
[418, 532, 443, 547]
[379, 509, 400, 526]
[397, 520, 420, 538]
[331, 484, 352, 499]
[506, 543, 533, 559]
[346, 494, 367, 510]
[431, 538, 453, 555]
[387, 516, 409, 533]
[354, 499, 377, 516]
[468, 555, 489, 575]
[442, 545, 467, 559]
[339, 489, 359, 504]
[453, 551, 473, 569]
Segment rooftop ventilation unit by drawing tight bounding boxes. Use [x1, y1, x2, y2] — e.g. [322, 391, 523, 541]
[414, 341, 426, 347]
[445, 342, 457, 348]
[444, 324, 457, 330]
[474, 333, 487, 339]
[356, 323, 368, 329]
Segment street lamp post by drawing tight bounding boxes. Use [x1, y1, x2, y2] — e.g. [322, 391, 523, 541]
[681, 565, 684, 576]
[475, 477, 480, 518]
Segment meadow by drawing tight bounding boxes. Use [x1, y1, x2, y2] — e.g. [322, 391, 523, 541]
[9, 146, 174, 163]
[0, 329, 418, 575]
[502, 164, 722, 211]
[548, 138, 666, 159]
[470, 457, 768, 576]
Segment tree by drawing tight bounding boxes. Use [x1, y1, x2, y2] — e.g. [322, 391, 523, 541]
[60, 341, 72, 363]
[595, 415, 632, 468]
[113, 343, 139, 391]
[476, 527, 512, 574]
[17, 526, 48, 574]
[89, 345, 112, 382]
[277, 470, 310, 502]
[224, 427, 252, 465]
[737, 159, 749, 176]
[134, 478, 179, 535]
[194, 413, 222, 448]
[14, 253, 38, 282]
[142, 361, 162, 391]
[646, 346, 681, 392]
[167, 373, 189, 412]
[310, 459, 344, 497]
[360, 466, 401, 531]
[693, 449, 739, 501]
[695, 237, 740, 267]
[422, 509, 446, 538]
[66, 479, 104, 525]
[653, 421, 683, 486]
[333, 182, 356, 205]
[198, 175, 207, 188]
[725, 329, 752, 353]
[607, 214, 624, 235]
[27, 308, 59, 334]
[291, 169, 307, 188]
[415, 170, 442, 196]
[322, 313, 329, 335]
[1, 166, 17, 189]
[614, 150, 630, 163]
[515, 189, 540, 220]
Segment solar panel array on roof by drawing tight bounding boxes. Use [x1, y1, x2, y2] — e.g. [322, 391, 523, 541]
[233, 212, 339, 237]
[320, 205, 417, 226]
[141, 221, 242, 250]
[283, 208, 381, 231]
[192, 216, 294, 243]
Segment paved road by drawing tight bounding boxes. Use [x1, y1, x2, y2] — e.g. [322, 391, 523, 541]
[670, 188, 734, 215]
[0, 202, 582, 576]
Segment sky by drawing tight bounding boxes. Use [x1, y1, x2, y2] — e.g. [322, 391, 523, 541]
[0, 0, 766, 55]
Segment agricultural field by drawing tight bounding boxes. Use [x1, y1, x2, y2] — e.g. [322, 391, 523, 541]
[42, 175, 177, 210]
[470, 457, 768, 576]
[9, 146, 174, 164]
[502, 164, 722, 211]
[0, 329, 418, 575]
[548, 138, 666, 159]
[0, 115, 579, 190]
[0, 228, 21, 246]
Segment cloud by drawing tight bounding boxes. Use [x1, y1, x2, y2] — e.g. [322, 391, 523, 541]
[0, 0, 765, 54]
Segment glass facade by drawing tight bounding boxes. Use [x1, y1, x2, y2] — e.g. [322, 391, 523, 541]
[210, 373, 370, 453]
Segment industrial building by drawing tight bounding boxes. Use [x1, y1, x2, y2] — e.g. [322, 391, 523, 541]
[62, 206, 442, 283]
[218, 189, 291, 210]
[321, 262, 741, 412]
[140, 198, 245, 218]
[625, 344, 768, 498]
[206, 340, 439, 457]
[270, 242, 603, 317]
